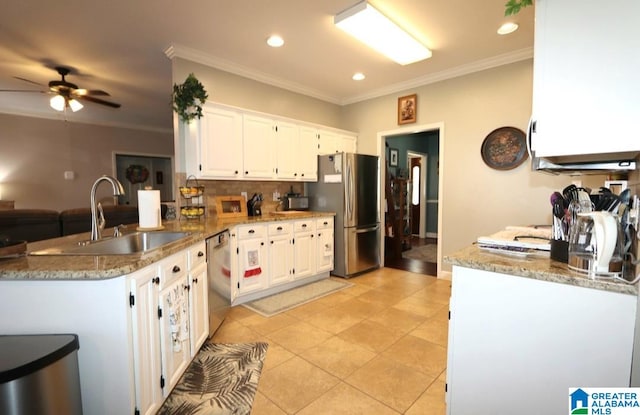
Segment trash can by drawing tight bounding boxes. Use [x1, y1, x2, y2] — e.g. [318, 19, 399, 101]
[0, 334, 82, 415]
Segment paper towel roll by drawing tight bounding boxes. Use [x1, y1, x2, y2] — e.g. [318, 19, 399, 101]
[138, 190, 162, 229]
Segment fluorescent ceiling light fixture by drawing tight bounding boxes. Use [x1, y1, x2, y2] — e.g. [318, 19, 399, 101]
[497, 22, 519, 35]
[352, 72, 365, 81]
[267, 35, 284, 47]
[334, 1, 431, 65]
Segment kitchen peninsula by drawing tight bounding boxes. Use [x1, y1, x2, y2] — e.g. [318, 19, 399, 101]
[0, 211, 334, 415]
[444, 245, 639, 414]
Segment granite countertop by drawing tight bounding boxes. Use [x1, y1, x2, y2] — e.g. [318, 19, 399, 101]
[445, 244, 638, 296]
[0, 211, 334, 281]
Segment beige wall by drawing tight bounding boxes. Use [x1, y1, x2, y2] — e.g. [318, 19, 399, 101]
[0, 113, 173, 210]
[342, 59, 608, 271]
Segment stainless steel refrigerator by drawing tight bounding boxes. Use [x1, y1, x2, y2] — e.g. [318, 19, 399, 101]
[308, 152, 380, 278]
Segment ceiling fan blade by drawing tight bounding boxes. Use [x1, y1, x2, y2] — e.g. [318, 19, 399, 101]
[13, 76, 45, 86]
[78, 95, 121, 108]
[74, 89, 110, 97]
[0, 89, 46, 93]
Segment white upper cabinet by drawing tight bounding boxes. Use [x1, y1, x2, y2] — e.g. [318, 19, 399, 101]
[274, 120, 300, 180]
[530, 0, 640, 158]
[186, 103, 356, 181]
[298, 126, 319, 181]
[243, 114, 276, 179]
[191, 105, 243, 179]
[318, 128, 357, 155]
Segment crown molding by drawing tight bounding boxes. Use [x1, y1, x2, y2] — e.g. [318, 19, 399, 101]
[166, 44, 533, 107]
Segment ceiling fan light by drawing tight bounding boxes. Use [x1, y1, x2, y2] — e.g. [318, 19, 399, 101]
[334, 1, 431, 65]
[50, 95, 66, 111]
[68, 99, 83, 112]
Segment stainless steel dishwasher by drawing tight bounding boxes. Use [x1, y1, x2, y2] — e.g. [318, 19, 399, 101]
[206, 229, 231, 336]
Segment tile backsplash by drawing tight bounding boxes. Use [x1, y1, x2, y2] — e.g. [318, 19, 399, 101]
[174, 173, 304, 216]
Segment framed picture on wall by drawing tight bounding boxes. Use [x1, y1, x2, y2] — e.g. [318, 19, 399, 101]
[389, 148, 399, 167]
[398, 93, 417, 124]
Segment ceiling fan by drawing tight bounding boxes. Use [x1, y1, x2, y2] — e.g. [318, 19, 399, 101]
[0, 66, 121, 112]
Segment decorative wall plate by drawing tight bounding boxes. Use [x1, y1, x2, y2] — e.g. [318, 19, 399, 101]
[480, 126, 528, 170]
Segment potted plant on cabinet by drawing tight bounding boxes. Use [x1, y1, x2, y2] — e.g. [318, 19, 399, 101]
[172, 73, 208, 123]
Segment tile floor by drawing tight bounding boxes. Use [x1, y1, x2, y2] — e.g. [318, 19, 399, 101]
[210, 267, 451, 414]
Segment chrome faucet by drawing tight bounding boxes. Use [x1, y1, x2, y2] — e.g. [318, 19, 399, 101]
[90, 175, 125, 241]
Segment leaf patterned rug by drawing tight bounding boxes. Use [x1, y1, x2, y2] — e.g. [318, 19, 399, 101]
[158, 342, 269, 415]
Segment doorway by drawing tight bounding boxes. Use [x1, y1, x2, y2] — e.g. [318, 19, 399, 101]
[378, 123, 443, 277]
[113, 153, 174, 205]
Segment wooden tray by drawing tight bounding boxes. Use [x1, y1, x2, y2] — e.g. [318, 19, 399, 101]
[213, 195, 247, 218]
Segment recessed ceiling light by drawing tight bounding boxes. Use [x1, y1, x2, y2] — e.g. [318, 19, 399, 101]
[497, 22, 519, 35]
[266, 35, 284, 47]
[352, 72, 365, 81]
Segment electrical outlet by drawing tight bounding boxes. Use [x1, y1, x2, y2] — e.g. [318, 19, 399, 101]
[241, 191, 247, 200]
[273, 191, 280, 201]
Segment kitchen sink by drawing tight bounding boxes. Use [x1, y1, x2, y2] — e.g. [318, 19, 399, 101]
[30, 231, 192, 256]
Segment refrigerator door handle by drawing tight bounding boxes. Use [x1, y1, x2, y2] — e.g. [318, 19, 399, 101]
[346, 157, 354, 222]
[354, 225, 379, 234]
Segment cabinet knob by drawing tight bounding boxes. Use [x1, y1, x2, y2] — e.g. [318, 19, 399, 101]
[302, 224, 307, 228]
[318, 232, 322, 236]
[235, 170, 239, 174]
[153, 277, 160, 285]
[270, 240, 274, 244]
[172, 265, 181, 273]
[277, 226, 283, 231]
[311, 234, 314, 238]
[294, 173, 297, 176]
[248, 229, 255, 234]
[184, 284, 190, 291]
[323, 221, 328, 225]
[197, 251, 204, 257]
[193, 278, 198, 284]
[245, 171, 249, 175]
[261, 242, 264, 246]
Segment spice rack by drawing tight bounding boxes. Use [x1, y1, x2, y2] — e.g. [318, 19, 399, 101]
[179, 176, 205, 219]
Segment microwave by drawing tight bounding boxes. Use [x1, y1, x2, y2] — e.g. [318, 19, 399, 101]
[283, 196, 309, 211]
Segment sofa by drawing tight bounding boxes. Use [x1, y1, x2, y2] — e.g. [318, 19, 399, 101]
[0, 205, 147, 243]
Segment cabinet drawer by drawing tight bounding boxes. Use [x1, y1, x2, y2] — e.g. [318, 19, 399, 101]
[188, 242, 206, 269]
[236, 225, 267, 240]
[268, 222, 293, 235]
[294, 220, 315, 233]
[316, 217, 333, 231]
[159, 252, 187, 289]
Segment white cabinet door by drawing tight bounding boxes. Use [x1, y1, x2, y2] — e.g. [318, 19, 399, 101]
[198, 105, 243, 179]
[298, 126, 319, 181]
[158, 275, 191, 396]
[158, 252, 190, 396]
[188, 262, 208, 357]
[129, 265, 163, 415]
[268, 222, 293, 286]
[337, 134, 356, 153]
[293, 220, 316, 279]
[237, 225, 269, 294]
[243, 114, 275, 179]
[530, 0, 640, 158]
[317, 129, 338, 155]
[316, 217, 334, 273]
[274, 121, 299, 180]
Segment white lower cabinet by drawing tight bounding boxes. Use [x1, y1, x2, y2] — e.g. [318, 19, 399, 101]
[188, 241, 208, 357]
[230, 216, 334, 305]
[129, 242, 208, 414]
[268, 222, 294, 286]
[129, 266, 162, 415]
[293, 219, 316, 279]
[316, 217, 334, 273]
[157, 252, 191, 396]
[446, 266, 637, 414]
[235, 224, 269, 295]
